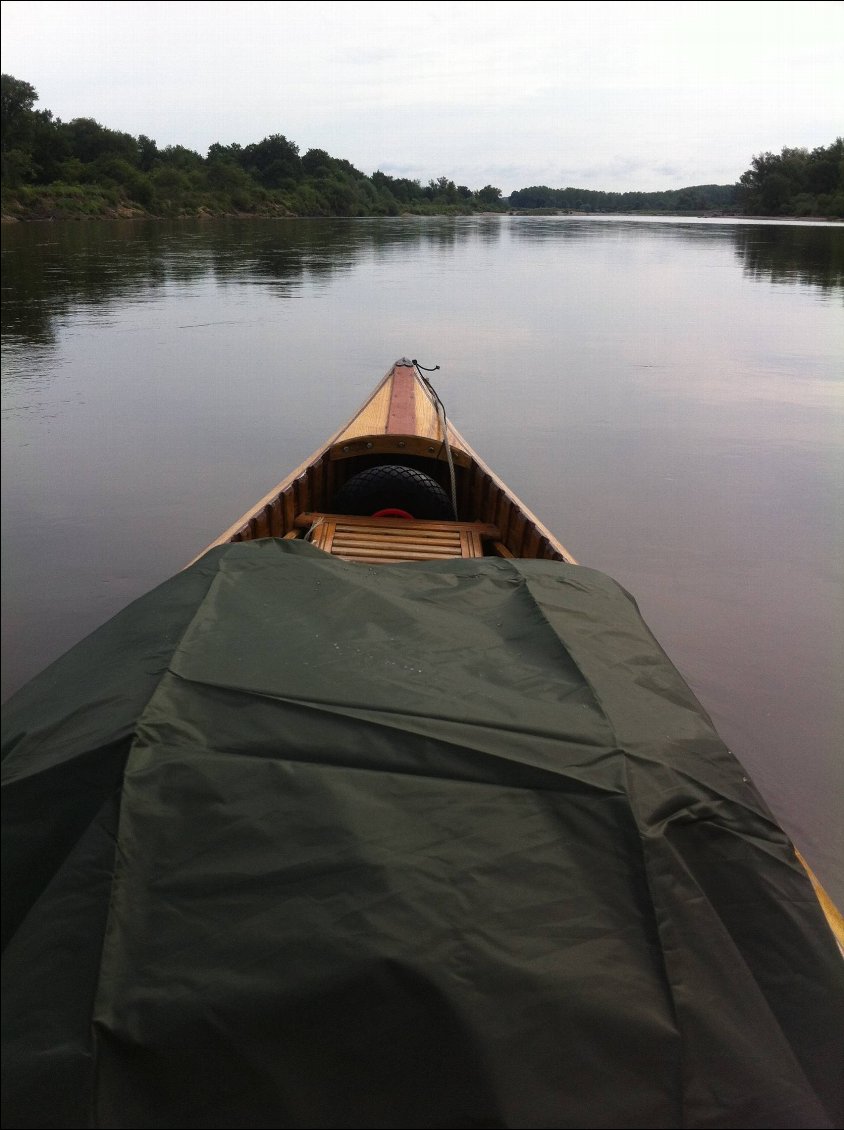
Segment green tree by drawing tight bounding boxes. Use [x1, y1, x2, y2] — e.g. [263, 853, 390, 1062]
[207, 141, 243, 163]
[301, 148, 334, 177]
[476, 185, 503, 205]
[60, 118, 137, 165]
[241, 134, 301, 188]
[1, 75, 39, 184]
[137, 134, 159, 172]
[1, 74, 37, 141]
[159, 144, 203, 170]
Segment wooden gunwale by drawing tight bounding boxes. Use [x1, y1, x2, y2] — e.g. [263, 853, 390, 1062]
[189, 361, 577, 566]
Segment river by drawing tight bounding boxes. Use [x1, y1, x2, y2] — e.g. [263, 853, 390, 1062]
[2, 214, 842, 902]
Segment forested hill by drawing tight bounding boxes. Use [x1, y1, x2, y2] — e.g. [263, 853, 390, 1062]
[2, 75, 842, 221]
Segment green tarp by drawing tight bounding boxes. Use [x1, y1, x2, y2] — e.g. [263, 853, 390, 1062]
[2, 540, 842, 1128]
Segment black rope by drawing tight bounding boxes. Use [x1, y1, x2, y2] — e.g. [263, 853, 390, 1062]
[411, 359, 458, 519]
[411, 359, 446, 419]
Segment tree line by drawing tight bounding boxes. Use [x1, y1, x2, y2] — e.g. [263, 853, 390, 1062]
[509, 183, 739, 213]
[2, 75, 841, 220]
[0, 75, 504, 219]
[509, 141, 842, 217]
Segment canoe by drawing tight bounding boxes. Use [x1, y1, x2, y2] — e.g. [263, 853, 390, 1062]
[193, 356, 844, 947]
[3, 359, 843, 1129]
[185, 342, 843, 949]
[192, 357, 577, 566]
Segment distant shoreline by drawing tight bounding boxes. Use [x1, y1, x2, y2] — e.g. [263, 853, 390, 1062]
[3, 76, 841, 227]
[4, 207, 840, 225]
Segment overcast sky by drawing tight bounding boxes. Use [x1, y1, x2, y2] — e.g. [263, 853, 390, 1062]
[2, 0, 841, 194]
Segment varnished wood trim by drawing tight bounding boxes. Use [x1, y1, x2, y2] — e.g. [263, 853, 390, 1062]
[294, 513, 500, 538]
[329, 435, 470, 466]
[796, 850, 844, 952]
[333, 376, 393, 442]
[386, 362, 417, 434]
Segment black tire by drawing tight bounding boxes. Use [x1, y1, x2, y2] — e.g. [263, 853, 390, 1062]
[332, 464, 453, 520]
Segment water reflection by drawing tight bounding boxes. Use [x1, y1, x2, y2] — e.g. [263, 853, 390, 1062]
[506, 216, 844, 292]
[2, 217, 513, 347]
[732, 224, 843, 291]
[4, 217, 839, 356]
[2, 216, 842, 908]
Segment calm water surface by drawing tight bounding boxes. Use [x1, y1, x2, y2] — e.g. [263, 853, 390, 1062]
[2, 215, 842, 900]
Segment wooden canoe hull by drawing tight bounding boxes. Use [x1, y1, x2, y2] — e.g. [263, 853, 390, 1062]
[192, 359, 576, 565]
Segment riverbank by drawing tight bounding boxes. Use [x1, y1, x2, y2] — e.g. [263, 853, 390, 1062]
[0, 184, 505, 224]
[1, 185, 293, 223]
[4, 190, 838, 225]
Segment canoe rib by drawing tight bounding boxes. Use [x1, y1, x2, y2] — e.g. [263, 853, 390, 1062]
[189, 360, 577, 566]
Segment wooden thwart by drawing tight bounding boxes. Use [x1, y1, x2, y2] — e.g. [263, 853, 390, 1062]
[295, 513, 500, 564]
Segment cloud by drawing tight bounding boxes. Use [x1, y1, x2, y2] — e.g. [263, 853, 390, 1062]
[1, 0, 841, 194]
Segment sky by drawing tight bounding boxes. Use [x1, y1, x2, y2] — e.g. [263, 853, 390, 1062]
[1, 0, 842, 194]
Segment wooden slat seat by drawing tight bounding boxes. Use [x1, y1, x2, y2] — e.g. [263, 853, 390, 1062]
[295, 513, 500, 564]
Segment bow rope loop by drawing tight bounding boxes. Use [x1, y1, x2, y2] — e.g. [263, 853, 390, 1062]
[411, 359, 458, 520]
